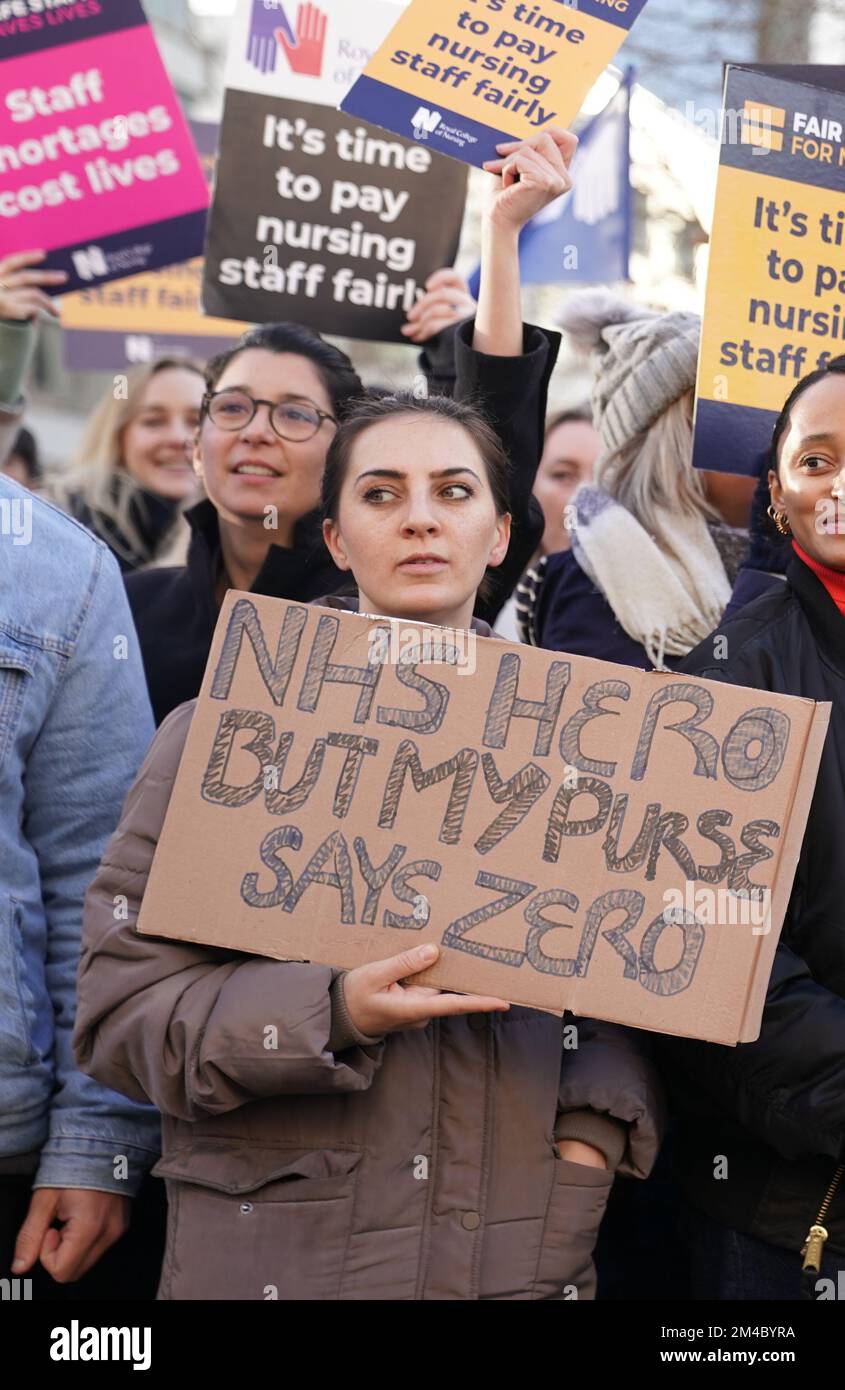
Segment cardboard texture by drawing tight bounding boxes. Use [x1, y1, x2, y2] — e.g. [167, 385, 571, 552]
[138, 593, 830, 1045]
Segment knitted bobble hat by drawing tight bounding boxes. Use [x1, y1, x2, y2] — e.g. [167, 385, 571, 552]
[557, 290, 701, 456]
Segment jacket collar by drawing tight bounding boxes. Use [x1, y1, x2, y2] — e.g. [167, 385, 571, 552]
[315, 591, 497, 639]
[184, 498, 331, 613]
[71, 480, 180, 569]
[788, 551, 845, 678]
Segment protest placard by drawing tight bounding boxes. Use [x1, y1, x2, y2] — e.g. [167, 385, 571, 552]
[202, 0, 468, 341]
[0, 0, 209, 294]
[694, 67, 845, 476]
[60, 122, 250, 370]
[340, 0, 649, 168]
[137, 592, 829, 1045]
[222, 0, 397, 107]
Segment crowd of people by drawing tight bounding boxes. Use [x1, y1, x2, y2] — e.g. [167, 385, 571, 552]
[1, 123, 843, 1302]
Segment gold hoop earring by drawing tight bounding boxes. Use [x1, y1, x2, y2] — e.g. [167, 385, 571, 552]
[767, 503, 792, 537]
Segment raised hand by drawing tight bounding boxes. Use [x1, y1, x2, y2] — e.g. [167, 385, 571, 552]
[343, 942, 510, 1038]
[482, 127, 578, 234]
[0, 250, 67, 321]
[276, 2, 327, 78]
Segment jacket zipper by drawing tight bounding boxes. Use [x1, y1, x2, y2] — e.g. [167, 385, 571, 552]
[414, 1016, 441, 1300]
[800, 1164, 844, 1273]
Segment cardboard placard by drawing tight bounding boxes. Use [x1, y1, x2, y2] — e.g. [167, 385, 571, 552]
[0, 0, 209, 294]
[60, 121, 250, 370]
[694, 67, 845, 476]
[138, 593, 829, 1046]
[340, 0, 649, 168]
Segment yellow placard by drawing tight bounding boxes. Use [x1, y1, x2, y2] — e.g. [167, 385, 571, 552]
[341, 0, 647, 164]
[61, 257, 250, 337]
[697, 164, 845, 417]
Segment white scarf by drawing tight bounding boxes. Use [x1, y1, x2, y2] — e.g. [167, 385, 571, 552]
[571, 487, 731, 670]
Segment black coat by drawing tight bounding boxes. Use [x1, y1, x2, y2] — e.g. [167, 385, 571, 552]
[659, 551, 845, 1256]
[67, 484, 181, 575]
[126, 321, 559, 726]
[533, 550, 683, 670]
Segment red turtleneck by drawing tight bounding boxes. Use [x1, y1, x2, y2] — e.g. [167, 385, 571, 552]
[793, 540, 845, 616]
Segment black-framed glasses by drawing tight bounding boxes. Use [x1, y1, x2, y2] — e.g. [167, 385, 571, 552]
[202, 388, 336, 442]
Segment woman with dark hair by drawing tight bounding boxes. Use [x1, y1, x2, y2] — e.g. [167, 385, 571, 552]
[659, 355, 845, 1300]
[126, 130, 573, 726]
[75, 384, 663, 1301]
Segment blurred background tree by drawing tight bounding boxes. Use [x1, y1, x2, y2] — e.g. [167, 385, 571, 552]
[624, 0, 844, 108]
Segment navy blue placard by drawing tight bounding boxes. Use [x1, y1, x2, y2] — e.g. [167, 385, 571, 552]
[693, 397, 779, 477]
[63, 327, 240, 370]
[721, 66, 845, 197]
[568, 0, 649, 30]
[0, 0, 146, 62]
[341, 75, 515, 169]
[48, 207, 208, 295]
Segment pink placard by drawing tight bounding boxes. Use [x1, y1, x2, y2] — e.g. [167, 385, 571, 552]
[0, 25, 208, 253]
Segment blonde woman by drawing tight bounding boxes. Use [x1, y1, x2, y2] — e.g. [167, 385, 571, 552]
[519, 292, 747, 666]
[51, 358, 205, 573]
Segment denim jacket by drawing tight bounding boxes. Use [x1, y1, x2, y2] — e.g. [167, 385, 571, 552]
[0, 474, 160, 1193]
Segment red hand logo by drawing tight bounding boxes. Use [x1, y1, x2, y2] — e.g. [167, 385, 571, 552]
[276, 2, 327, 78]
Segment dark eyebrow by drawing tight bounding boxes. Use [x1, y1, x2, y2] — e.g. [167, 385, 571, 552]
[796, 432, 838, 448]
[355, 467, 483, 483]
[432, 467, 482, 481]
[219, 386, 320, 407]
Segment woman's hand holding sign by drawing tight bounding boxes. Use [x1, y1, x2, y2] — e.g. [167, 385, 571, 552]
[482, 126, 577, 232]
[343, 945, 606, 1170]
[0, 250, 67, 321]
[343, 943, 510, 1037]
[401, 268, 477, 345]
[474, 126, 577, 358]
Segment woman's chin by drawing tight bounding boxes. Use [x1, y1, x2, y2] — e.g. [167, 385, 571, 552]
[380, 585, 476, 623]
[141, 472, 197, 502]
[815, 535, 845, 570]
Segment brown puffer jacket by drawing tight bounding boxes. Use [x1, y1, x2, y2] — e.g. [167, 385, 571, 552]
[75, 700, 665, 1301]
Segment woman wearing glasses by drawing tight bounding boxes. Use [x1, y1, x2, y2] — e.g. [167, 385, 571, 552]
[125, 129, 573, 726]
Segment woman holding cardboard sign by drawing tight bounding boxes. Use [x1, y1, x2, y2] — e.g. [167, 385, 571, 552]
[74, 130, 664, 1301]
[74, 400, 663, 1303]
[126, 129, 570, 728]
[661, 357, 845, 1300]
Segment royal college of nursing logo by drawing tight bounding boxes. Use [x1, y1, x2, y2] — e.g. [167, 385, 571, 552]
[71, 244, 109, 281]
[411, 108, 442, 142]
[246, 0, 328, 79]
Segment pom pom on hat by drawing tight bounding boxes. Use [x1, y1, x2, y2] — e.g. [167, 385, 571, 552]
[557, 290, 701, 455]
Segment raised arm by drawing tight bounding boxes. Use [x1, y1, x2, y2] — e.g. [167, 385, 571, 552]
[475, 127, 576, 357]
